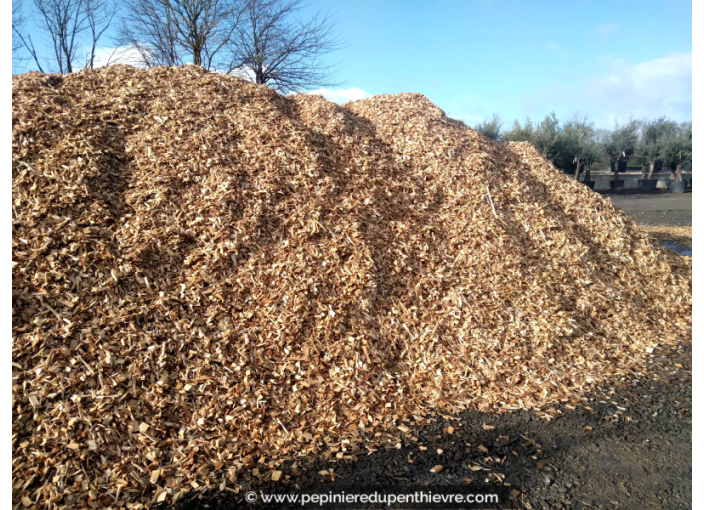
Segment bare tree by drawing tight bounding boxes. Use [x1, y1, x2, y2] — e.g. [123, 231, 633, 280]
[12, 0, 46, 72]
[118, 0, 182, 66]
[226, 0, 344, 92]
[16, 0, 115, 73]
[118, 0, 241, 69]
[170, 0, 240, 66]
[13, 0, 26, 57]
[84, 0, 118, 69]
[33, 0, 88, 73]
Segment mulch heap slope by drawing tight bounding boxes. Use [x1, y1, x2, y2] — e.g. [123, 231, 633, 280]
[12, 65, 691, 508]
[641, 225, 692, 249]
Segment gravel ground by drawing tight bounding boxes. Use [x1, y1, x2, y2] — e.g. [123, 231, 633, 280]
[162, 194, 692, 510]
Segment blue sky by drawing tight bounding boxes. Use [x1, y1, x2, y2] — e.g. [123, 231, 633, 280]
[305, 0, 692, 128]
[12, 0, 692, 129]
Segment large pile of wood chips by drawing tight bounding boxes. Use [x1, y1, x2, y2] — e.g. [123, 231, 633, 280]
[12, 65, 691, 508]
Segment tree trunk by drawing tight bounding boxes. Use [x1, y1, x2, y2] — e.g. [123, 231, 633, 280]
[614, 158, 620, 180]
[585, 162, 592, 182]
[255, 65, 265, 84]
[573, 160, 582, 180]
[641, 164, 648, 180]
[670, 167, 676, 180]
[676, 163, 683, 182]
[647, 161, 656, 180]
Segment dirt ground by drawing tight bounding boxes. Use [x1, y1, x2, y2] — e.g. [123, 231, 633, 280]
[609, 193, 692, 227]
[162, 340, 692, 510]
[164, 194, 692, 510]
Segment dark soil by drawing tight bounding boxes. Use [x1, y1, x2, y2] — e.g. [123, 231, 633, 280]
[162, 338, 691, 510]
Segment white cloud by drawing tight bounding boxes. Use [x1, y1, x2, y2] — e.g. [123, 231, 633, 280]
[92, 46, 145, 67]
[586, 53, 692, 126]
[227, 66, 256, 81]
[305, 87, 370, 104]
[499, 53, 691, 129]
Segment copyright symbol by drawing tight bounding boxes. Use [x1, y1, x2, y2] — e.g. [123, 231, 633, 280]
[245, 491, 258, 503]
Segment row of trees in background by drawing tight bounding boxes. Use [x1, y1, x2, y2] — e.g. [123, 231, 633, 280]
[474, 114, 692, 182]
[11, 0, 343, 92]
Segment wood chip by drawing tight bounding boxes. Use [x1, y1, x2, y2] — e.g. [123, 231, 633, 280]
[11, 66, 691, 507]
[641, 225, 692, 249]
[430, 465, 443, 473]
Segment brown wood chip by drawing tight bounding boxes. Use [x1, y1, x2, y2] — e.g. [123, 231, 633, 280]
[11, 65, 691, 507]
